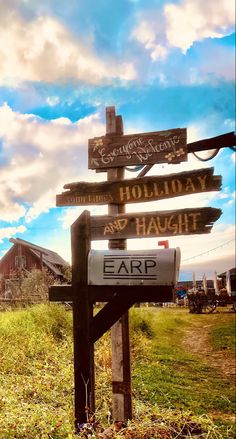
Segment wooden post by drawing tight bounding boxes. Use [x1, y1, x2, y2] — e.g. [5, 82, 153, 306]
[71, 210, 94, 430]
[106, 106, 132, 422]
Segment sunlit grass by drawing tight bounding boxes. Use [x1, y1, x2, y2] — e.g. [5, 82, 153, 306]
[0, 304, 235, 437]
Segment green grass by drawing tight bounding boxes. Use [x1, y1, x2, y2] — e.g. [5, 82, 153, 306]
[0, 304, 235, 437]
[210, 320, 236, 352]
[131, 308, 235, 414]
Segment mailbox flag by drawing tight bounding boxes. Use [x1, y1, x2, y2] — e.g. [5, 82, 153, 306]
[158, 240, 169, 249]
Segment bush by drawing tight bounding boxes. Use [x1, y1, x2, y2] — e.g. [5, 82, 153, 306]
[130, 307, 155, 338]
[20, 268, 56, 301]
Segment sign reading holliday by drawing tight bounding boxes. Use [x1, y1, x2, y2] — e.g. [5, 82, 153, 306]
[88, 128, 187, 169]
[89, 207, 222, 240]
[56, 167, 221, 206]
[88, 248, 181, 286]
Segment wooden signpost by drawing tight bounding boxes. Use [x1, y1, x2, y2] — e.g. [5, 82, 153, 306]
[49, 106, 229, 433]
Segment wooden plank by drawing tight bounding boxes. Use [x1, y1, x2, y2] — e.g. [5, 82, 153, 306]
[49, 284, 72, 301]
[187, 131, 235, 153]
[49, 284, 174, 304]
[88, 128, 187, 169]
[90, 294, 135, 342]
[90, 207, 222, 240]
[57, 167, 221, 206]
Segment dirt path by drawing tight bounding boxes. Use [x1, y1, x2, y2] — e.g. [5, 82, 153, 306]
[182, 317, 236, 378]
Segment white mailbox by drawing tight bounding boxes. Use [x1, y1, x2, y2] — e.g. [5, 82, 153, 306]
[88, 248, 180, 286]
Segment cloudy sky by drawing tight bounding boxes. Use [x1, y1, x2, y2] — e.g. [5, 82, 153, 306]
[0, 0, 235, 281]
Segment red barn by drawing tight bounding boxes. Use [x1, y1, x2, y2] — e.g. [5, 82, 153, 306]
[0, 237, 68, 297]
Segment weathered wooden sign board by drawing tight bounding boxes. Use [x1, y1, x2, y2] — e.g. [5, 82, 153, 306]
[56, 167, 221, 206]
[88, 128, 187, 169]
[88, 248, 180, 286]
[89, 207, 222, 240]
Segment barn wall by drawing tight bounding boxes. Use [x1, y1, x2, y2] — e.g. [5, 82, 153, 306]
[0, 245, 42, 278]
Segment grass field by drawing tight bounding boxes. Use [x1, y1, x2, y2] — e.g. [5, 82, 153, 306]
[0, 304, 235, 438]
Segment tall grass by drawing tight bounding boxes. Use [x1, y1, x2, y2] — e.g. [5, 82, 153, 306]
[0, 304, 74, 437]
[0, 304, 235, 437]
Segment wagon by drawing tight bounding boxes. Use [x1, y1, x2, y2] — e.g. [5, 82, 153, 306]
[187, 289, 217, 314]
[187, 289, 236, 314]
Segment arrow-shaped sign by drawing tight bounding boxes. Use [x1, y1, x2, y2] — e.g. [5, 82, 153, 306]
[56, 167, 221, 206]
[89, 207, 222, 240]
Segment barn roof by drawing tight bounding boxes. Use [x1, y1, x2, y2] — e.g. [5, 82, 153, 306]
[1, 237, 68, 277]
[218, 268, 236, 277]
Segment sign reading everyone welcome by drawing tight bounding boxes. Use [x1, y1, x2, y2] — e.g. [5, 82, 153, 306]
[88, 128, 187, 169]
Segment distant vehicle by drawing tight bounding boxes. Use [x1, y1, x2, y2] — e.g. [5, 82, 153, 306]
[187, 288, 236, 314]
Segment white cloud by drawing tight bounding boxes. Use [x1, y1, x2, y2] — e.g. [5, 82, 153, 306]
[0, 181, 27, 222]
[0, 225, 26, 243]
[227, 191, 236, 205]
[25, 190, 56, 223]
[46, 96, 60, 107]
[0, 103, 105, 222]
[0, 12, 136, 86]
[132, 20, 168, 61]
[165, 0, 235, 53]
[131, 0, 234, 83]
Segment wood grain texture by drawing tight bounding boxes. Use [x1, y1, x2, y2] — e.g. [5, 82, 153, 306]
[90, 207, 222, 240]
[88, 128, 187, 169]
[57, 168, 221, 206]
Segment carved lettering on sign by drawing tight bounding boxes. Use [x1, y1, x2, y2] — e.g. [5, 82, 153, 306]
[94, 135, 183, 166]
[134, 213, 201, 236]
[104, 219, 128, 235]
[90, 207, 222, 240]
[56, 168, 221, 206]
[88, 128, 187, 169]
[119, 173, 209, 203]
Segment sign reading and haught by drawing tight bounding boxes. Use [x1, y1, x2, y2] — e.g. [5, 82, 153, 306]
[88, 248, 180, 286]
[89, 207, 222, 240]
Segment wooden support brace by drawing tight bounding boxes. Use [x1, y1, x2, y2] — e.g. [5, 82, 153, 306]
[90, 294, 136, 343]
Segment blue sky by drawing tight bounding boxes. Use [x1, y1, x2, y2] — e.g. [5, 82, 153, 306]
[0, 0, 235, 281]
